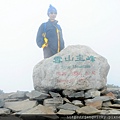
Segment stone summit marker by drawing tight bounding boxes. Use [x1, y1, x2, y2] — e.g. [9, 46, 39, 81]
[33, 45, 110, 92]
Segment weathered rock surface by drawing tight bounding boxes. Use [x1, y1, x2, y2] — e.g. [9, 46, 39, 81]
[85, 89, 100, 98]
[57, 109, 75, 115]
[85, 96, 113, 103]
[109, 104, 120, 108]
[0, 42, 118, 119]
[102, 101, 112, 107]
[76, 106, 101, 114]
[85, 100, 102, 109]
[33, 45, 110, 92]
[0, 108, 10, 115]
[62, 89, 75, 97]
[49, 91, 61, 98]
[0, 87, 120, 119]
[113, 99, 120, 104]
[106, 88, 120, 98]
[0, 93, 14, 100]
[26, 90, 49, 100]
[105, 92, 116, 99]
[63, 98, 71, 103]
[107, 109, 120, 114]
[15, 104, 59, 120]
[72, 100, 84, 107]
[17, 104, 57, 115]
[68, 91, 84, 98]
[8, 91, 29, 99]
[57, 103, 80, 111]
[43, 97, 63, 107]
[0, 99, 5, 107]
[4, 99, 37, 112]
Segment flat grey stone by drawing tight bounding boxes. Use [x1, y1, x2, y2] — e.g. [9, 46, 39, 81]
[94, 96, 113, 101]
[102, 107, 117, 110]
[4, 99, 37, 112]
[100, 110, 110, 114]
[0, 93, 14, 100]
[26, 90, 49, 100]
[49, 91, 61, 98]
[85, 100, 102, 109]
[76, 106, 101, 115]
[43, 97, 63, 107]
[15, 104, 59, 119]
[62, 90, 75, 96]
[68, 91, 84, 98]
[8, 91, 29, 99]
[100, 86, 107, 95]
[0, 99, 5, 108]
[85, 89, 100, 98]
[108, 109, 120, 114]
[113, 99, 120, 104]
[57, 109, 75, 115]
[63, 98, 71, 103]
[85, 96, 113, 104]
[107, 88, 120, 93]
[72, 100, 84, 107]
[109, 104, 120, 108]
[0, 116, 22, 120]
[47, 106, 57, 113]
[0, 108, 10, 115]
[4, 99, 20, 102]
[57, 103, 80, 111]
[102, 101, 112, 107]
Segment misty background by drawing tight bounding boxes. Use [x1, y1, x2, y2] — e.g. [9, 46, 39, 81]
[0, 0, 120, 92]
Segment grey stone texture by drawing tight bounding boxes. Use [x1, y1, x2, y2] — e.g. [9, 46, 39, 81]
[33, 45, 110, 92]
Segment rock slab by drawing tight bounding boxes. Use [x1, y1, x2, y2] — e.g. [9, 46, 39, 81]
[33, 45, 110, 92]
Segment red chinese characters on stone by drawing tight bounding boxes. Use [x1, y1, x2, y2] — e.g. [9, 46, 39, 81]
[56, 71, 96, 76]
[72, 71, 81, 76]
[56, 72, 67, 76]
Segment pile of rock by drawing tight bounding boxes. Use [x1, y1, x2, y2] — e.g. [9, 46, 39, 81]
[0, 87, 120, 119]
[0, 45, 117, 120]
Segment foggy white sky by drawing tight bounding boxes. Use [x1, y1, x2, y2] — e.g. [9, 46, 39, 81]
[0, 0, 120, 92]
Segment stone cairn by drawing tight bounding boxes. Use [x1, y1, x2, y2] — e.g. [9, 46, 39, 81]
[1, 45, 119, 120]
[1, 88, 120, 120]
